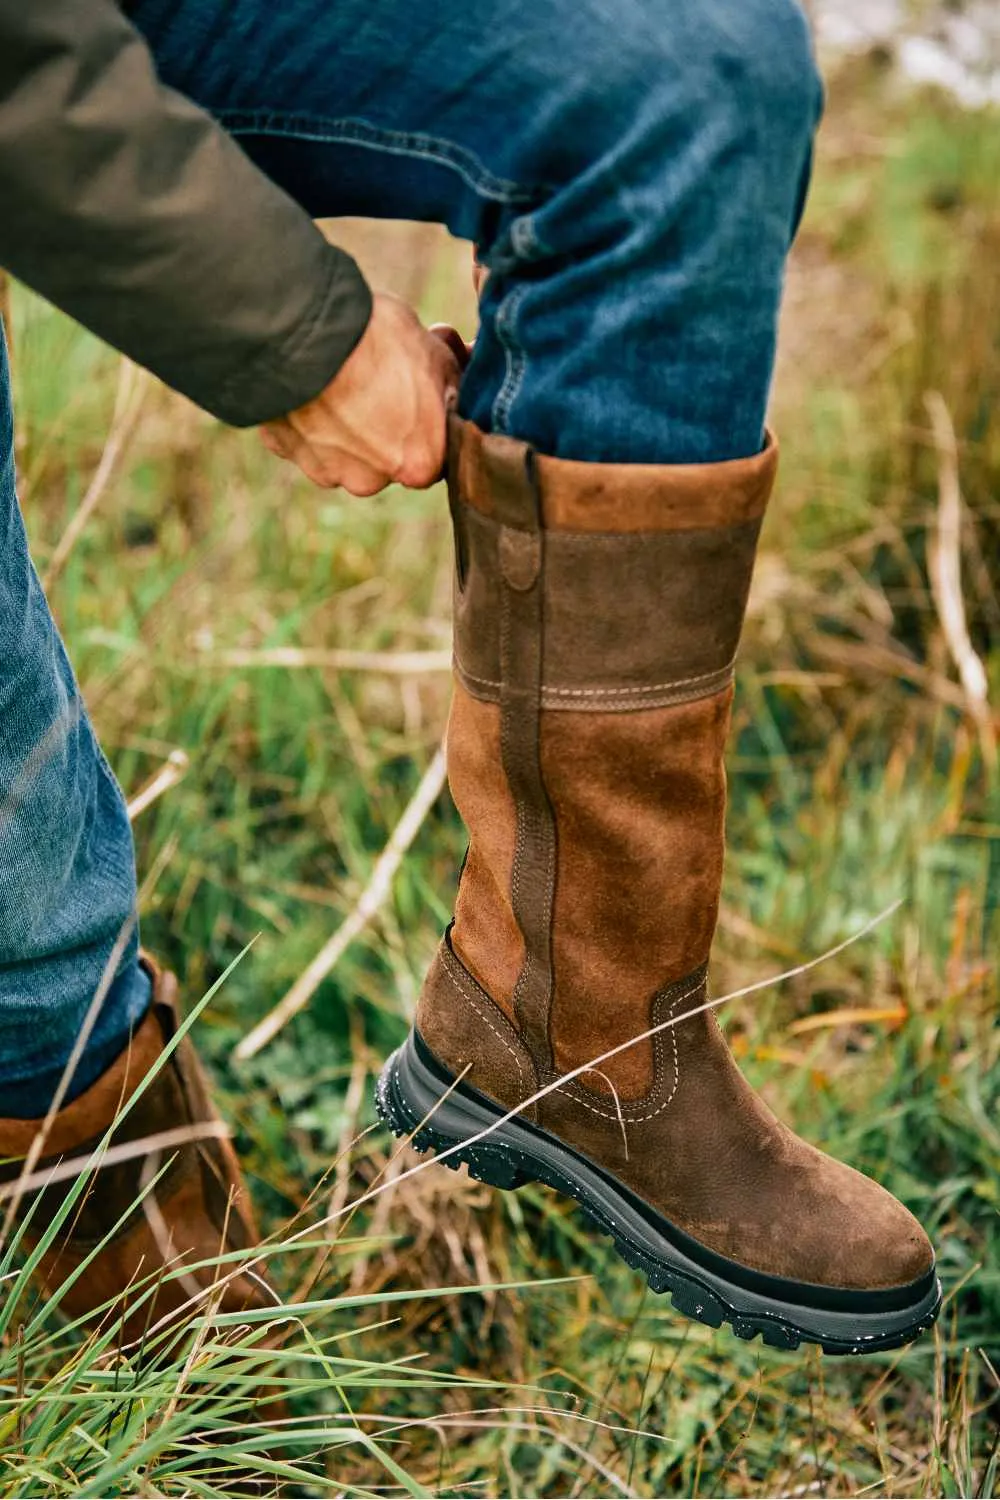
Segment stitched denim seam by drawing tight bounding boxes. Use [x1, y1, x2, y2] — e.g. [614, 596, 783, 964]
[510, 213, 549, 261]
[217, 110, 542, 204]
[492, 284, 530, 435]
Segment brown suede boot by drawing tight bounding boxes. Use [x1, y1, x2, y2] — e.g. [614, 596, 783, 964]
[0, 955, 273, 1345]
[377, 416, 940, 1354]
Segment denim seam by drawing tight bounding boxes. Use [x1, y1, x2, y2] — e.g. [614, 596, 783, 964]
[50, 621, 137, 912]
[91, 740, 141, 912]
[510, 212, 549, 261]
[217, 110, 543, 205]
[492, 284, 530, 436]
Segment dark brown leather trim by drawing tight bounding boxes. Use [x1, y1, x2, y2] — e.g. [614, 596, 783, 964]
[415, 938, 539, 1120]
[450, 414, 778, 533]
[453, 502, 762, 712]
[490, 448, 557, 1075]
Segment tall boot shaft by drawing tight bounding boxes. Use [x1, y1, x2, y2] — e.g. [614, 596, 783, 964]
[391, 417, 937, 1351]
[443, 416, 777, 1095]
[389, 416, 938, 1352]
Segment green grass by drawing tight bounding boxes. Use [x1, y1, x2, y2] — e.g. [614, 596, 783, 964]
[1, 61, 998, 1498]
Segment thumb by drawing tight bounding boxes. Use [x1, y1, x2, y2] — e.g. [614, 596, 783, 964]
[429, 323, 474, 372]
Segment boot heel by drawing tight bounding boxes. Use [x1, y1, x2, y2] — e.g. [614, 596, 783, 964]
[374, 1046, 534, 1191]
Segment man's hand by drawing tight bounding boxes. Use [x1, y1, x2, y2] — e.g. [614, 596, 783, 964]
[260, 292, 464, 495]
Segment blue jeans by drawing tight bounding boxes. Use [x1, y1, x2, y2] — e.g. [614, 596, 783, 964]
[0, 329, 150, 1114]
[0, 0, 821, 1111]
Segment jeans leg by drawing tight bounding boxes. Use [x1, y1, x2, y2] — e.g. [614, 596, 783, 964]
[131, 0, 822, 464]
[0, 325, 150, 1116]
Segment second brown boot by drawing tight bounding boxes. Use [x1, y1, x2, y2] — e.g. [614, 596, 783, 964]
[378, 417, 940, 1355]
[0, 955, 274, 1347]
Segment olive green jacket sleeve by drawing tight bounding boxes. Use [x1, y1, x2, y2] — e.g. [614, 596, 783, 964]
[0, 1, 373, 425]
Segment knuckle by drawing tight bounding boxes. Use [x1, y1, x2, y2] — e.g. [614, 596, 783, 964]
[310, 462, 340, 488]
[399, 454, 438, 490]
[301, 460, 339, 488]
[344, 470, 387, 497]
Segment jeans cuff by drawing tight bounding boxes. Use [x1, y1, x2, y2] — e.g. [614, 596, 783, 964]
[0, 960, 153, 1120]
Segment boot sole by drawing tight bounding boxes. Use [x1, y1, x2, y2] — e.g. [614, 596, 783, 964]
[375, 1030, 942, 1356]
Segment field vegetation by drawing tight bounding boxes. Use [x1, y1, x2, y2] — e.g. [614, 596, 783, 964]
[0, 52, 997, 1500]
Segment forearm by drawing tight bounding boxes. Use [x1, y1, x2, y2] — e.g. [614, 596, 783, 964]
[0, 0, 372, 425]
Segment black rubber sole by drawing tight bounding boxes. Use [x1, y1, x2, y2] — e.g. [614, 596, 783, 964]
[375, 1030, 942, 1356]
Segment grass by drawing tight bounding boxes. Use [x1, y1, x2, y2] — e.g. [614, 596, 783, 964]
[1, 55, 998, 1499]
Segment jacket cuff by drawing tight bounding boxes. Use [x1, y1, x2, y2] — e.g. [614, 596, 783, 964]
[209, 247, 373, 427]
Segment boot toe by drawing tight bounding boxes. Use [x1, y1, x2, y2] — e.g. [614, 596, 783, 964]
[757, 1138, 935, 1293]
[828, 1162, 935, 1291]
[675, 1134, 936, 1294]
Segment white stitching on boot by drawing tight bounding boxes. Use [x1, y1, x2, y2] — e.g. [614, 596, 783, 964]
[556, 975, 703, 1124]
[441, 961, 528, 1094]
[456, 656, 736, 696]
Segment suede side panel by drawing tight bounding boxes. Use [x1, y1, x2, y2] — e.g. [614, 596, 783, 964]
[447, 687, 523, 1018]
[542, 687, 733, 1098]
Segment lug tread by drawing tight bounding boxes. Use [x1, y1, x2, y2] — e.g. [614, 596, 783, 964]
[374, 1061, 939, 1358]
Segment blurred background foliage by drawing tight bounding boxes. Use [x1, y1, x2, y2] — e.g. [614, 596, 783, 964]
[1, 13, 998, 1497]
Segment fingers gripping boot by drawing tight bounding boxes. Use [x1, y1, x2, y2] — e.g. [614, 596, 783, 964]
[0, 955, 274, 1344]
[377, 416, 940, 1354]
